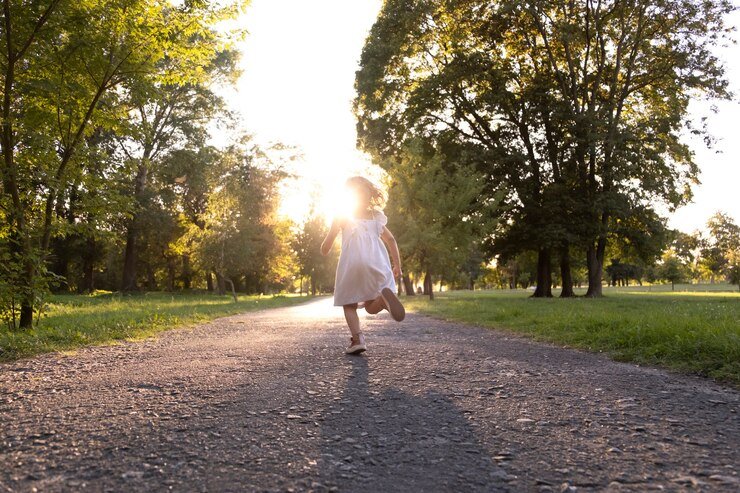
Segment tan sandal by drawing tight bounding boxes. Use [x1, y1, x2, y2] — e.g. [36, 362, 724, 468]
[345, 333, 367, 354]
[381, 288, 405, 322]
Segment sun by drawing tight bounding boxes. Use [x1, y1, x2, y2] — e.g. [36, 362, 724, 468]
[278, 174, 358, 226]
[277, 151, 388, 226]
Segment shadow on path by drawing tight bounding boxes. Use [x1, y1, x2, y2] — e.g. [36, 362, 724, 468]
[317, 355, 507, 492]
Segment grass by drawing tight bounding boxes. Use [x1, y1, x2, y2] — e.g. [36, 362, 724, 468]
[405, 285, 740, 385]
[0, 292, 313, 362]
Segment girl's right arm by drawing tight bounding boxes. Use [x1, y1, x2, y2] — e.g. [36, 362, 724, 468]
[320, 218, 342, 256]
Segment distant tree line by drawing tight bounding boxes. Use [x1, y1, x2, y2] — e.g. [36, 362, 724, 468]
[468, 212, 739, 293]
[355, 0, 735, 298]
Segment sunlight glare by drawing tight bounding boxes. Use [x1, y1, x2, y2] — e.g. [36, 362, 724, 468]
[279, 172, 366, 225]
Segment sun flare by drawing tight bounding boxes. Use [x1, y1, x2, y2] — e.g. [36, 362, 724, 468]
[278, 173, 361, 225]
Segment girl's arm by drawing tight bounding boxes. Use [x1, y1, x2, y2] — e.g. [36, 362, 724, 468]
[380, 226, 402, 278]
[320, 219, 342, 256]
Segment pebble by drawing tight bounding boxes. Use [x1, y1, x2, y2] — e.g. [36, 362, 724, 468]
[709, 474, 739, 485]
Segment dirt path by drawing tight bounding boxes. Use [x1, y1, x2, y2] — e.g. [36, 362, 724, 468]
[1, 298, 738, 492]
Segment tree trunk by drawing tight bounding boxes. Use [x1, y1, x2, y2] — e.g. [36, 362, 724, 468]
[121, 219, 139, 291]
[3, 36, 34, 329]
[402, 274, 415, 296]
[585, 239, 606, 297]
[532, 248, 553, 298]
[166, 257, 176, 291]
[79, 236, 96, 294]
[424, 272, 434, 300]
[121, 162, 148, 291]
[224, 277, 237, 302]
[18, 245, 35, 327]
[559, 246, 575, 298]
[145, 264, 157, 290]
[206, 272, 214, 292]
[311, 274, 316, 296]
[215, 272, 226, 295]
[182, 255, 192, 290]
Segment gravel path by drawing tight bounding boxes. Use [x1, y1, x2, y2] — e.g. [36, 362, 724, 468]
[1, 297, 738, 492]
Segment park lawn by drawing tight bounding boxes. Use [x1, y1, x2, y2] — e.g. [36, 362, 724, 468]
[0, 292, 312, 362]
[404, 287, 740, 385]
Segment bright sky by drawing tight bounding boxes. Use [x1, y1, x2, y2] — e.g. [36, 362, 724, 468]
[224, 0, 740, 232]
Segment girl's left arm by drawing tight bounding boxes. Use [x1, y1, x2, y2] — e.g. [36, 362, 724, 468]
[380, 226, 402, 278]
[320, 218, 342, 256]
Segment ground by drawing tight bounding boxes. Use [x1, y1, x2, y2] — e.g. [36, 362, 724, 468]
[1, 298, 738, 492]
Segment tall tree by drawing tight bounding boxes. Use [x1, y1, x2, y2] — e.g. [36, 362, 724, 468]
[118, 7, 240, 291]
[355, 0, 732, 298]
[657, 250, 690, 291]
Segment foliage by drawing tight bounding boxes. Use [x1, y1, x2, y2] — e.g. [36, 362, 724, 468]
[698, 212, 740, 283]
[727, 249, 740, 291]
[0, 0, 244, 326]
[383, 139, 497, 298]
[182, 141, 293, 294]
[355, 0, 733, 298]
[291, 213, 337, 295]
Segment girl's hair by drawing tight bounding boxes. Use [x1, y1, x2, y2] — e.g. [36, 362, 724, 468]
[346, 176, 386, 210]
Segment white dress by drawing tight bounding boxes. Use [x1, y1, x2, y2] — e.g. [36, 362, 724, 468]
[333, 211, 396, 306]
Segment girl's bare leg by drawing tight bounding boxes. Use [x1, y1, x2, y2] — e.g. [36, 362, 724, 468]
[364, 296, 386, 314]
[343, 304, 362, 342]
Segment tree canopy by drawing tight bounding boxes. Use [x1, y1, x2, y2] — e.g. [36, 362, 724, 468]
[355, 0, 733, 298]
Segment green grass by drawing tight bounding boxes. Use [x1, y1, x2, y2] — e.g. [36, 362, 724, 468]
[405, 286, 740, 385]
[0, 292, 313, 362]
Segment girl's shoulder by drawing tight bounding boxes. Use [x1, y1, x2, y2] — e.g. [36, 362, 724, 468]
[372, 209, 388, 226]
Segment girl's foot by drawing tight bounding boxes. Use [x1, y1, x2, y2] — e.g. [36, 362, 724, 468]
[345, 334, 367, 354]
[381, 287, 405, 322]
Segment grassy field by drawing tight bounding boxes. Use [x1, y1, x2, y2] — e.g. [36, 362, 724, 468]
[405, 285, 740, 385]
[0, 292, 312, 362]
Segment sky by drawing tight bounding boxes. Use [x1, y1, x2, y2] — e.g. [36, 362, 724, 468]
[224, 0, 740, 233]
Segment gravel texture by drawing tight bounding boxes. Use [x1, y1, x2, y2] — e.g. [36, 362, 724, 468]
[1, 297, 738, 492]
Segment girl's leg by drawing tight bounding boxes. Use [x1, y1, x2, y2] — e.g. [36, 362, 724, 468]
[343, 304, 362, 342]
[364, 297, 384, 314]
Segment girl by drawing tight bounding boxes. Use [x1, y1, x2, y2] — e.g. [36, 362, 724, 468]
[321, 176, 405, 354]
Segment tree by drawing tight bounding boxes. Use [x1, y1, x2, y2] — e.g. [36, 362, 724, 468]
[672, 231, 701, 266]
[726, 248, 740, 292]
[657, 251, 689, 291]
[292, 212, 336, 295]
[699, 212, 740, 283]
[184, 141, 288, 296]
[355, 0, 732, 299]
[383, 140, 495, 300]
[0, 0, 241, 326]
[118, 6, 240, 291]
[606, 259, 643, 287]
